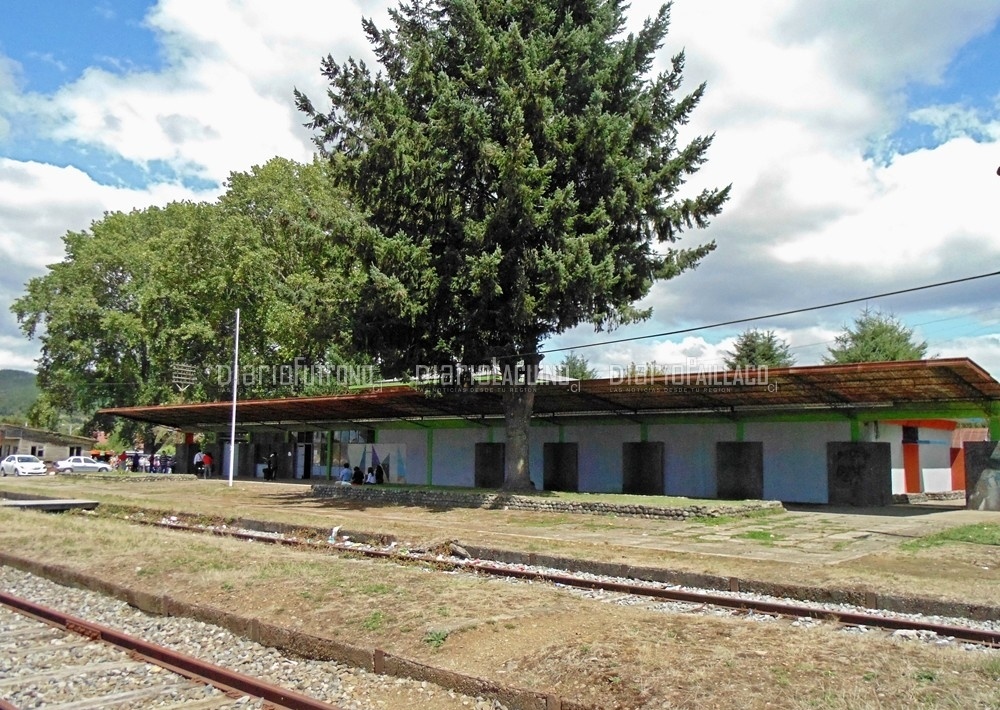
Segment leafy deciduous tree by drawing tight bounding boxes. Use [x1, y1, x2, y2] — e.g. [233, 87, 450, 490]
[11, 158, 372, 444]
[297, 0, 729, 489]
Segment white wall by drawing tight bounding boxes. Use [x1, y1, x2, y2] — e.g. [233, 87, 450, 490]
[558, 423, 641, 492]
[745, 421, 851, 503]
[919, 427, 954, 492]
[870, 422, 958, 494]
[646, 422, 737, 498]
[375, 418, 892, 503]
[870, 423, 906, 493]
[425, 428, 482, 486]
[375, 428, 428, 486]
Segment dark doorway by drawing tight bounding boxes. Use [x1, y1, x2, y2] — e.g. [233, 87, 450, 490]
[544, 442, 579, 492]
[716, 442, 764, 499]
[475, 443, 505, 488]
[622, 442, 664, 495]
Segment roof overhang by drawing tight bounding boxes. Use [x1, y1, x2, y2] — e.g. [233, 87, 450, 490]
[99, 358, 1000, 433]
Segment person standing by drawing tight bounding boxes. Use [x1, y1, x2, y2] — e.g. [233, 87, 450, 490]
[202, 451, 214, 478]
[193, 449, 205, 477]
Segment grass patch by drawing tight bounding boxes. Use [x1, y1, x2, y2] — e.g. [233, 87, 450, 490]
[362, 610, 386, 631]
[423, 629, 449, 649]
[901, 523, 1000, 551]
[979, 657, 1000, 681]
[735, 530, 784, 544]
[517, 515, 573, 527]
[691, 508, 783, 526]
[361, 582, 393, 595]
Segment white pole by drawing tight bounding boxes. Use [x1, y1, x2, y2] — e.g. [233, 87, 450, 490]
[228, 308, 240, 487]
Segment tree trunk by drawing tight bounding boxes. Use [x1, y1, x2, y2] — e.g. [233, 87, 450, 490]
[501, 353, 541, 491]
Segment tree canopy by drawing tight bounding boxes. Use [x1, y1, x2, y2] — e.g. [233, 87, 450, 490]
[11, 158, 372, 444]
[824, 308, 928, 364]
[556, 352, 599, 380]
[296, 0, 729, 488]
[723, 329, 795, 370]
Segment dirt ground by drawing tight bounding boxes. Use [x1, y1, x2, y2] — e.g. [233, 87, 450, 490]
[2, 477, 1000, 709]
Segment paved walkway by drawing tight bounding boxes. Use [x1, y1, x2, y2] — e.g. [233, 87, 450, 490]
[262, 481, 998, 566]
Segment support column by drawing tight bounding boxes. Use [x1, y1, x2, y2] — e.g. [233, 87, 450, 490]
[325, 431, 333, 480]
[902, 443, 922, 494]
[950, 446, 966, 491]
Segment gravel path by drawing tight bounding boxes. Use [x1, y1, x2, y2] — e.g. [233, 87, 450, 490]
[0, 565, 508, 710]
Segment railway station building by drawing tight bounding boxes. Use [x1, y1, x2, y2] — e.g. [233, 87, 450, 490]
[103, 358, 1000, 509]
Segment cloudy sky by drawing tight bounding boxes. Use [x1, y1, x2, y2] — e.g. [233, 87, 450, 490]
[1, 0, 999, 379]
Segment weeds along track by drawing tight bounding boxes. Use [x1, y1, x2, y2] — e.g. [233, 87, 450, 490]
[0, 591, 341, 710]
[133, 513, 1000, 650]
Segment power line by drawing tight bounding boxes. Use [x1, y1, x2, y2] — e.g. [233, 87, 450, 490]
[540, 269, 1000, 356]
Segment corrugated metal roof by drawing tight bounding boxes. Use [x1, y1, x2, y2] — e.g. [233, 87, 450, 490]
[100, 358, 1000, 431]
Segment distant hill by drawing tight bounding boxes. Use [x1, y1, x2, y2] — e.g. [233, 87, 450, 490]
[0, 369, 39, 418]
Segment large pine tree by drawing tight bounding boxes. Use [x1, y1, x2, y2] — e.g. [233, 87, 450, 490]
[297, 0, 729, 489]
[723, 329, 795, 370]
[824, 308, 929, 364]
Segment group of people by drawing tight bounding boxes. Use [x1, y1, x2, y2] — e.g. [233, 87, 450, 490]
[99, 451, 175, 473]
[192, 450, 215, 478]
[338, 462, 386, 486]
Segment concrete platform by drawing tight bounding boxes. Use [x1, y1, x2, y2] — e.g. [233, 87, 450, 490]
[1, 499, 99, 511]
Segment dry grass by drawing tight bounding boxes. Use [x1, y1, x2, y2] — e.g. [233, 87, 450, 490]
[1, 505, 999, 709]
[2, 477, 1000, 608]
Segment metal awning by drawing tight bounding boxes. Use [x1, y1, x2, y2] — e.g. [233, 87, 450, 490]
[99, 358, 1000, 432]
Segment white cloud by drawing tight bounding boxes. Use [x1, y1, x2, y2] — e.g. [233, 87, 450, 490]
[909, 103, 1000, 143]
[25, 0, 389, 184]
[775, 136, 1000, 269]
[2, 0, 1000, 381]
[0, 158, 216, 368]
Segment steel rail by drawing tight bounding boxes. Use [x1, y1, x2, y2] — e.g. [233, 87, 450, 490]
[0, 591, 342, 710]
[151, 519, 1000, 648]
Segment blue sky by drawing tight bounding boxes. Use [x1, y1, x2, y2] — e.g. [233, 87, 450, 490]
[2, 2, 164, 94]
[1, 0, 999, 377]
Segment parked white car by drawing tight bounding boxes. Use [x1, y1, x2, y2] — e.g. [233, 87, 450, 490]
[54, 456, 112, 474]
[0, 454, 48, 476]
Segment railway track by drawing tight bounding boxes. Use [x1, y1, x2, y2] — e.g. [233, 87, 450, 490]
[0, 592, 340, 710]
[151, 517, 1000, 649]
